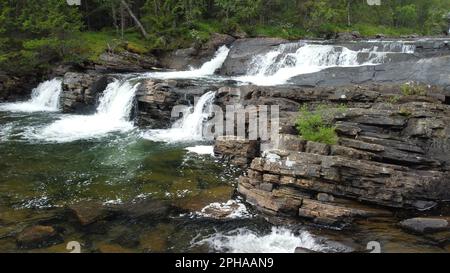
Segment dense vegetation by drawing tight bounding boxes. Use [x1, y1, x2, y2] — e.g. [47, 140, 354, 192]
[1, 0, 450, 75]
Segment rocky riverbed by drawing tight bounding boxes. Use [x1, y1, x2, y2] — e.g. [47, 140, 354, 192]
[1, 35, 449, 253]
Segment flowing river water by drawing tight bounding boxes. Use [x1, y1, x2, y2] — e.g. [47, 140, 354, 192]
[0, 42, 448, 253]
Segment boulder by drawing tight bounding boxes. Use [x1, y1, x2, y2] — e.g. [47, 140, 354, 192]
[16, 226, 62, 249]
[68, 201, 111, 226]
[399, 218, 450, 234]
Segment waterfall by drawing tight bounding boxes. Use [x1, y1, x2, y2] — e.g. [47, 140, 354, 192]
[0, 78, 62, 112]
[236, 42, 416, 86]
[143, 91, 216, 143]
[146, 46, 230, 79]
[30, 79, 139, 143]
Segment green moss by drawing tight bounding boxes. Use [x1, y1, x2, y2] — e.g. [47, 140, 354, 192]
[77, 31, 152, 62]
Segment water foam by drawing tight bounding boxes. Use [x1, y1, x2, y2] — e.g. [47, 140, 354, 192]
[147, 46, 229, 79]
[235, 42, 416, 85]
[0, 79, 62, 112]
[143, 91, 216, 143]
[193, 227, 323, 253]
[29, 80, 138, 143]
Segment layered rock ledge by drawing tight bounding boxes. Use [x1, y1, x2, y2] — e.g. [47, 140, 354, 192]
[215, 83, 450, 228]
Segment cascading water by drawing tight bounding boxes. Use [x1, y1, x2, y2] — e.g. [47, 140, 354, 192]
[146, 45, 230, 79]
[0, 78, 62, 112]
[143, 91, 216, 143]
[236, 42, 416, 86]
[30, 79, 139, 143]
[193, 227, 325, 253]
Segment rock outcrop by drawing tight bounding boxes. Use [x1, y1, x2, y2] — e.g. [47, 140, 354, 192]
[290, 55, 450, 91]
[215, 83, 450, 228]
[160, 33, 235, 70]
[94, 51, 159, 73]
[219, 37, 287, 76]
[135, 79, 220, 128]
[60, 72, 115, 113]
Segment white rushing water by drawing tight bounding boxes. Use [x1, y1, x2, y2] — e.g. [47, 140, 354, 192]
[143, 91, 216, 143]
[194, 227, 324, 253]
[146, 45, 230, 79]
[30, 79, 139, 142]
[0, 79, 62, 112]
[235, 42, 416, 85]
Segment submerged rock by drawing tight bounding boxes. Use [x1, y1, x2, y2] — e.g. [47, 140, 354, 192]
[16, 225, 62, 249]
[68, 201, 111, 226]
[399, 218, 450, 234]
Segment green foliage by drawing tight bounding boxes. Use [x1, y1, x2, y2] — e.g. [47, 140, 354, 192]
[296, 105, 339, 145]
[401, 82, 428, 96]
[2, 0, 450, 76]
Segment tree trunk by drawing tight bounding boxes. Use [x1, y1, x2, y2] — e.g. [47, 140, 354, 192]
[347, 0, 352, 27]
[120, 0, 150, 39]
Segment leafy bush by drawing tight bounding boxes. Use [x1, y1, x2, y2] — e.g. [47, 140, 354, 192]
[295, 105, 339, 145]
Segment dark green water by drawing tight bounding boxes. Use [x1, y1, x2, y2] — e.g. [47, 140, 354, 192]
[0, 111, 448, 253]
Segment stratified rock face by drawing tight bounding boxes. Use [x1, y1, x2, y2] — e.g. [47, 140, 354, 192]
[135, 79, 218, 128]
[61, 72, 114, 113]
[95, 51, 159, 73]
[217, 83, 450, 227]
[214, 136, 260, 167]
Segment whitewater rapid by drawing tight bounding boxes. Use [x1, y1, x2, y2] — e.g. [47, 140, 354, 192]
[193, 227, 325, 253]
[0, 79, 62, 112]
[29, 80, 139, 143]
[142, 91, 216, 143]
[146, 45, 230, 79]
[235, 42, 417, 85]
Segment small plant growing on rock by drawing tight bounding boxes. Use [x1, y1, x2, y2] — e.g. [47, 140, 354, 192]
[296, 105, 339, 145]
[401, 82, 427, 96]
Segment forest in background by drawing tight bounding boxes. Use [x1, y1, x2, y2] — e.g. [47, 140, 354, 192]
[1, 0, 450, 75]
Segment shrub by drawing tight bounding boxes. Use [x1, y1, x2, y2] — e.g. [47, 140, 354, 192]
[295, 105, 339, 145]
[401, 82, 427, 96]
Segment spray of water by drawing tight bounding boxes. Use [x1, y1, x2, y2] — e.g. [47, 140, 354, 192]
[30, 80, 139, 143]
[142, 91, 216, 143]
[0, 79, 62, 112]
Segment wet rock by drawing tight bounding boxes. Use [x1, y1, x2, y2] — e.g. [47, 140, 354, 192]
[290, 55, 450, 89]
[16, 225, 62, 249]
[68, 201, 111, 226]
[135, 79, 216, 128]
[61, 72, 115, 113]
[139, 223, 174, 253]
[399, 218, 450, 234]
[97, 243, 133, 253]
[214, 136, 260, 167]
[116, 199, 171, 220]
[294, 247, 317, 253]
[220, 38, 288, 76]
[0, 73, 41, 101]
[161, 33, 235, 70]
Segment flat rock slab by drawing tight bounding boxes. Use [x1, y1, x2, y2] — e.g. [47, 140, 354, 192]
[400, 217, 450, 234]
